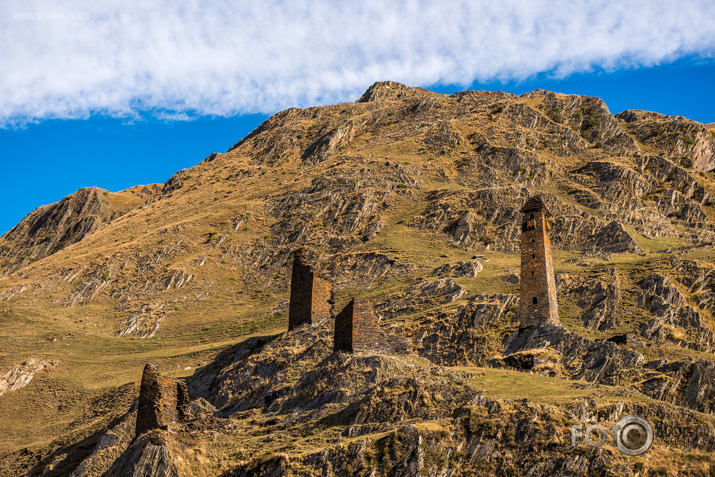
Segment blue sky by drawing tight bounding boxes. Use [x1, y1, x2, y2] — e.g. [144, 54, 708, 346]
[1, 1, 715, 235]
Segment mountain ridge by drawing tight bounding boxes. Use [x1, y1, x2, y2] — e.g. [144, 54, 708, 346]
[0, 81, 713, 476]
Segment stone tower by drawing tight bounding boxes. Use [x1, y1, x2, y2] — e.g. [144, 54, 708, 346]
[519, 196, 560, 329]
[136, 363, 189, 436]
[334, 298, 412, 354]
[288, 249, 333, 330]
[334, 298, 380, 353]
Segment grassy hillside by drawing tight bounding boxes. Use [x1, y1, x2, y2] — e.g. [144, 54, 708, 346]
[0, 82, 713, 475]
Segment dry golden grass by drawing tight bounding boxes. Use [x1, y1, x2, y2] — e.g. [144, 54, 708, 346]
[0, 85, 713, 473]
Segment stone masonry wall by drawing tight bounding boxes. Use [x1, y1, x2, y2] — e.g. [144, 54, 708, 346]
[519, 197, 560, 329]
[289, 250, 333, 330]
[333, 299, 355, 352]
[351, 299, 383, 353]
[334, 298, 411, 354]
[289, 251, 313, 329]
[310, 275, 333, 323]
[136, 363, 187, 436]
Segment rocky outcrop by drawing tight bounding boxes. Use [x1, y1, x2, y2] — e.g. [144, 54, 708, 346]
[590, 221, 642, 255]
[531, 91, 640, 153]
[416, 294, 517, 366]
[269, 173, 395, 249]
[503, 323, 644, 383]
[640, 358, 715, 414]
[69, 410, 137, 477]
[376, 278, 467, 318]
[670, 257, 715, 314]
[105, 435, 178, 477]
[0, 358, 56, 397]
[568, 270, 623, 331]
[357, 81, 436, 103]
[432, 260, 483, 278]
[302, 121, 358, 164]
[0, 185, 160, 276]
[638, 273, 715, 352]
[617, 109, 715, 171]
[322, 252, 419, 289]
[116, 303, 170, 338]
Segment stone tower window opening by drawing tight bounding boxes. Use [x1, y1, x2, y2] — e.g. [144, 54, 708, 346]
[532, 297, 538, 305]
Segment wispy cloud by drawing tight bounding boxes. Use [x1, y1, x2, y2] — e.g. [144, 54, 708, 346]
[2, 0, 714, 126]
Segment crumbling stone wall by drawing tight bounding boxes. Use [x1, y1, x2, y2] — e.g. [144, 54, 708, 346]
[136, 363, 189, 436]
[334, 298, 411, 354]
[519, 196, 560, 329]
[289, 250, 333, 330]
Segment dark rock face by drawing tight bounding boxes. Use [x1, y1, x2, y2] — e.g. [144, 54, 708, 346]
[504, 323, 645, 383]
[590, 221, 642, 255]
[105, 435, 178, 477]
[640, 359, 715, 414]
[607, 333, 643, 348]
[577, 270, 622, 331]
[685, 359, 715, 412]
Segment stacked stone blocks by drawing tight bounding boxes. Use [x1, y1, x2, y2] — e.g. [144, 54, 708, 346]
[519, 196, 560, 329]
[136, 363, 189, 436]
[334, 298, 411, 354]
[289, 250, 333, 330]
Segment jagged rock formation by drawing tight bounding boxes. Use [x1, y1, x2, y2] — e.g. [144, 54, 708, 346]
[616, 109, 715, 171]
[105, 435, 178, 477]
[638, 273, 715, 352]
[0, 185, 160, 276]
[432, 260, 483, 278]
[0, 81, 714, 476]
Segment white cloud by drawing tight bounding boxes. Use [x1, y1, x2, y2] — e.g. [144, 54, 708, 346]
[1, 0, 714, 126]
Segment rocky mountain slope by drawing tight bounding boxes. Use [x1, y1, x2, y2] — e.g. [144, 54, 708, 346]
[0, 185, 161, 277]
[0, 81, 713, 476]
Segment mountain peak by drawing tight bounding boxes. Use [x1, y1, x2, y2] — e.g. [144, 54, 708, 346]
[357, 80, 437, 102]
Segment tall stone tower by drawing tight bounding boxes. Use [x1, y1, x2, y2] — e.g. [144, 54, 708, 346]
[519, 196, 560, 329]
[288, 249, 333, 330]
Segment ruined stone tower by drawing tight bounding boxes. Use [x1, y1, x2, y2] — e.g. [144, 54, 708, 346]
[334, 298, 380, 353]
[519, 196, 560, 329]
[136, 363, 189, 436]
[288, 249, 333, 330]
[334, 298, 412, 354]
